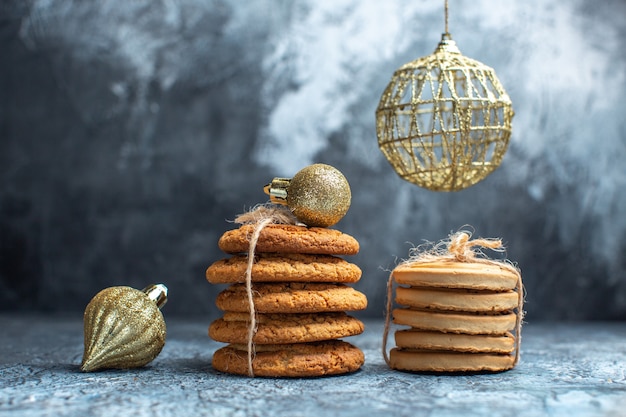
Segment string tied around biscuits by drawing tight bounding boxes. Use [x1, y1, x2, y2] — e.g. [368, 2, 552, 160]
[233, 204, 300, 377]
[382, 228, 525, 368]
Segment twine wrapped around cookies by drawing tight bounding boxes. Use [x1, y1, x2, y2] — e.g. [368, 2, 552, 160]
[233, 204, 300, 377]
[382, 230, 524, 371]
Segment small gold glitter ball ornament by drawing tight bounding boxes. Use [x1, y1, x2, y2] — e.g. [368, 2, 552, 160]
[375, 4, 514, 192]
[80, 284, 168, 372]
[264, 163, 351, 227]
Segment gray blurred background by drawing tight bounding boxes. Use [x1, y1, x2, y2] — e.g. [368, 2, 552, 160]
[2, 0, 625, 321]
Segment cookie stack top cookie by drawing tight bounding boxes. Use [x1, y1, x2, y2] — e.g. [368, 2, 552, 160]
[217, 224, 360, 256]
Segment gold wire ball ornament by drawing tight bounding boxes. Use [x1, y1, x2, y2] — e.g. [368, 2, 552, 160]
[375, 2, 514, 192]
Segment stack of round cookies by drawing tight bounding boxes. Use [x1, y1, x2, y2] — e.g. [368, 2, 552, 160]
[389, 262, 522, 373]
[206, 224, 367, 377]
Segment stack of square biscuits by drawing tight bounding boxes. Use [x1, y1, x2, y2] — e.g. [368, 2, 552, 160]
[206, 224, 367, 377]
[389, 262, 522, 372]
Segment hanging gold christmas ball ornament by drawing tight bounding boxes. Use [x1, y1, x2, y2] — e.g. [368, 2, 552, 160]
[264, 163, 351, 227]
[80, 284, 168, 372]
[375, 5, 514, 192]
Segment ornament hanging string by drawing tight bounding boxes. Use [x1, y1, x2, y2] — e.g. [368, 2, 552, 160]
[444, 0, 449, 35]
[233, 204, 300, 377]
[382, 230, 525, 366]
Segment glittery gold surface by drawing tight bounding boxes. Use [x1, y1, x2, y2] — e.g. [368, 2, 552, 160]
[376, 34, 514, 192]
[285, 164, 351, 227]
[80, 286, 167, 372]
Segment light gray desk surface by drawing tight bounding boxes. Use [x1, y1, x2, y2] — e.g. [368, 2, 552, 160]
[1, 315, 625, 417]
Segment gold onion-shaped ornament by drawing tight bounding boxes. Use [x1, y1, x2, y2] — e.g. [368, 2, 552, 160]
[80, 284, 168, 372]
[376, 31, 514, 191]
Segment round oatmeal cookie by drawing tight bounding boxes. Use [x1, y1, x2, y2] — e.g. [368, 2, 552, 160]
[215, 282, 367, 313]
[209, 312, 364, 344]
[206, 253, 362, 284]
[212, 340, 364, 377]
[217, 224, 359, 255]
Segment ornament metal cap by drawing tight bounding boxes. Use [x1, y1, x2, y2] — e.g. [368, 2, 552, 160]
[142, 283, 168, 309]
[263, 178, 291, 204]
[263, 163, 351, 228]
[435, 32, 460, 54]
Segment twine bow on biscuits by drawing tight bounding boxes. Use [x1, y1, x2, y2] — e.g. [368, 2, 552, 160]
[406, 230, 506, 264]
[382, 230, 525, 368]
[446, 232, 504, 262]
[234, 204, 299, 377]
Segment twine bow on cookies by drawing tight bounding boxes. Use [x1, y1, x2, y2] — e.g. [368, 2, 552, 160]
[382, 230, 525, 368]
[234, 204, 299, 377]
[446, 232, 505, 262]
